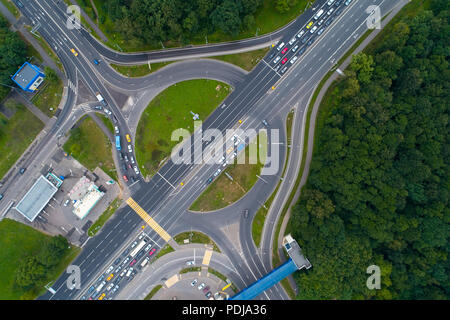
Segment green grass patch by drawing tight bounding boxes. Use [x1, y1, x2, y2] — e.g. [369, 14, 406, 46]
[207, 268, 237, 293]
[0, 0, 19, 18]
[189, 132, 266, 212]
[98, 114, 114, 135]
[180, 267, 201, 274]
[63, 115, 117, 181]
[88, 198, 121, 236]
[153, 244, 175, 260]
[252, 111, 293, 247]
[31, 76, 63, 117]
[173, 231, 220, 253]
[143, 284, 162, 300]
[135, 79, 231, 178]
[110, 61, 174, 77]
[0, 98, 44, 179]
[0, 218, 80, 300]
[212, 47, 270, 71]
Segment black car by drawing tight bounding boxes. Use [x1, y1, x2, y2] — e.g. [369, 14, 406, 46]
[298, 47, 306, 55]
[268, 52, 275, 59]
[122, 164, 127, 171]
[119, 152, 124, 160]
[243, 210, 249, 218]
[301, 36, 308, 44]
[123, 248, 130, 256]
[335, 0, 342, 6]
[307, 38, 315, 46]
[114, 258, 121, 265]
[335, 7, 343, 15]
[206, 177, 213, 185]
[0, 194, 3, 201]
[130, 176, 136, 183]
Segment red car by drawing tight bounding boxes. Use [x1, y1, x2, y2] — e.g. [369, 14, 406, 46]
[281, 58, 288, 64]
[281, 47, 288, 54]
[149, 248, 156, 256]
[129, 259, 136, 266]
[123, 175, 129, 182]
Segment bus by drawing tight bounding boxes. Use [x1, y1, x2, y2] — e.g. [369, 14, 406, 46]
[115, 136, 121, 151]
[130, 240, 146, 258]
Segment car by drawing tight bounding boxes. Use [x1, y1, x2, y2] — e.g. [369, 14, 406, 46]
[70, 48, 78, 56]
[325, 18, 333, 26]
[124, 154, 129, 162]
[149, 248, 156, 256]
[276, 42, 285, 50]
[335, 7, 343, 15]
[133, 166, 140, 175]
[113, 115, 118, 123]
[130, 157, 135, 164]
[335, 0, 342, 6]
[106, 273, 114, 281]
[298, 47, 306, 55]
[106, 283, 114, 291]
[126, 134, 131, 142]
[127, 163, 132, 169]
[317, 18, 325, 26]
[119, 152, 124, 160]
[97, 275, 105, 283]
[144, 244, 152, 251]
[307, 38, 314, 46]
[243, 209, 249, 218]
[186, 261, 195, 266]
[310, 26, 318, 33]
[268, 52, 275, 59]
[123, 248, 130, 256]
[123, 175, 128, 182]
[206, 177, 213, 185]
[114, 276, 123, 285]
[98, 293, 106, 300]
[114, 126, 119, 134]
[15, 0, 24, 8]
[292, 45, 299, 52]
[205, 291, 212, 299]
[0, 194, 3, 201]
[280, 66, 288, 74]
[281, 47, 288, 54]
[327, 7, 335, 15]
[122, 257, 130, 266]
[297, 30, 305, 38]
[317, 27, 325, 36]
[122, 163, 127, 171]
[129, 259, 136, 266]
[114, 257, 121, 265]
[281, 58, 288, 64]
[111, 285, 119, 294]
[288, 37, 296, 45]
[306, 21, 314, 29]
[202, 286, 210, 293]
[213, 168, 221, 177]
[115, 265, 122, 274]
[63, 199, 70, 207]
[191, 279, 198, 287]
[273, 56, 281, 64]
[262, 119, 269, 127]
[131, 241, 138, 249]
[197, 283, 206, 290]
[327, 0, 335, 5]
[127, 145, 132, 153]
[106, 265, 114, 274]
[301, 36, 309, 44]
[130, 176, 136, 183]
[88, 285, 95, 293]
[93, 105, 102, 110]
[104, 109, 112, 115]
[93, 59, 99, 65]
[290, 56, 298, 64]
[344, 0, 352, 5]
[19, 167, 26, 174]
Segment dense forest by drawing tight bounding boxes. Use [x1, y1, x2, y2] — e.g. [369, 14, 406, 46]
[290, 0, 449, 299]
[0, 15, 27, 101]
[93, 0, 266, 44]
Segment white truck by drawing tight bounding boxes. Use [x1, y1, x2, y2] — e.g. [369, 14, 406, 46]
[95, 92, 107, 106]
[314, 9, 324, 20]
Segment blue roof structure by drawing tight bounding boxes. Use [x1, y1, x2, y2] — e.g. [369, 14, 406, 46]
[11, 62, 45, 92]
[229, 259, 298, 300]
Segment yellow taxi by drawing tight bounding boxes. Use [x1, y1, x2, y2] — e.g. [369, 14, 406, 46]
[71, 48, 78, 56]
[98, 293, 106, 300]
[106, 273, 114, 281]
[126, 134, 131, 143]
[306, 21, 314, 29]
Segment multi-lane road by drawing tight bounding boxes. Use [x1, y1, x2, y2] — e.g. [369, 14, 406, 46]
[1, 0, 403, 300]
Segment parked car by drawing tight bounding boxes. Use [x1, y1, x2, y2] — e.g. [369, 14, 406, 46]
[191, 279, 198, 287]
[149, 248, 157, 256]
[203, 286, 210, 293]
[19, 167, 26, 174]
[197, 283, 206, 290]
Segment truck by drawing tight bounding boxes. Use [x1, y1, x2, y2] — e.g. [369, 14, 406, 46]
[96, 280, 106, 293]
[95, 92, 107, 106]
[314, 8, 324, 20]
[129, 240, 146, 258]
[115, 136, 121, 151]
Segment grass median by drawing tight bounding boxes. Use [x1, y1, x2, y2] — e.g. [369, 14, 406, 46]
[173, 231, 220, 253]
[135, 79, 231, 178]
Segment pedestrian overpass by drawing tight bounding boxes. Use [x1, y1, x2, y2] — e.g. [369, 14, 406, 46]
[229, 235, 311, 300]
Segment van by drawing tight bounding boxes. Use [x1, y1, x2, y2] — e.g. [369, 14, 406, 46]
[140, 257, 150, 268]
[314, 9, 324, 20]
[126, 267, 133, 277]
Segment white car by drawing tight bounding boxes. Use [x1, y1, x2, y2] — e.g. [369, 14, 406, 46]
[130, 156, 135, 164]
[104, 109, 112, 116]
[290, 56, 298, 64]
[106, 265, 114, 274]
[288, 37, 296, 45]
[273, 56, 281, 64]
[327, 0, 335, 6]
[130, 241, 138, 248]
[276, 41, 285, 50]
[297, 30, 305, 38]
[127, 145, 132, 153]
[133, 166, 140, 175]
[191, 279, 198, 287]
[144, 244, 152, 251]
[186, 261, 195, 266]
[310, 26, 318, 33]
[198, 282, 206, 290]
[106, 283, 114, 291]
[114, 126, 119, 134]
[327, 8, 335, 15]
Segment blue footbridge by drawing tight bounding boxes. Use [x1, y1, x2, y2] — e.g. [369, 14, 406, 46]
[229, 235, 311, 300]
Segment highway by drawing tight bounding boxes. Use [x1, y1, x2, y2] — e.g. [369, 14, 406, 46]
[2, 0, 403, 301]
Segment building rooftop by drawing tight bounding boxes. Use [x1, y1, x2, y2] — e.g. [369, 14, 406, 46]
[15, 175, 59, 222]
[11, 62, 42, 91]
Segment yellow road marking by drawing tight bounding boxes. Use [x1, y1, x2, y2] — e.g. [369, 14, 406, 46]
[126, 198, 171, 242]
[202, 250, 213, 266]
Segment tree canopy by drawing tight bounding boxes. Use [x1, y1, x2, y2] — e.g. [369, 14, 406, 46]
[290, 1, 449, 299]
